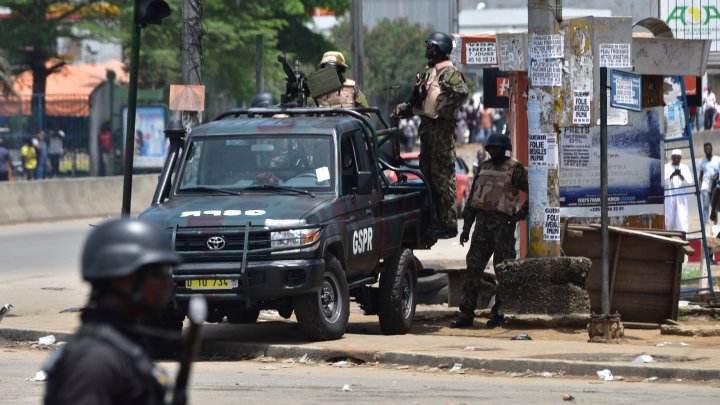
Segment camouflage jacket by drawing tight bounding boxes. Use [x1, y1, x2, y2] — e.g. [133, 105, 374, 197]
[396, 61, 468, 122]
[462, 159, 528, 231]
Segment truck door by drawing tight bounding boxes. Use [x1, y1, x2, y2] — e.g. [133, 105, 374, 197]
[340, 130, 380, 277]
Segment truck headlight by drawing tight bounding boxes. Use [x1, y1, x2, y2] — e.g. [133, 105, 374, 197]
[271, 228, 321, 253]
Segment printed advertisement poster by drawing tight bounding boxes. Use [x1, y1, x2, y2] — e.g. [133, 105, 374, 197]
[122, 106, 168, 169]
[559, 110, 664, 217]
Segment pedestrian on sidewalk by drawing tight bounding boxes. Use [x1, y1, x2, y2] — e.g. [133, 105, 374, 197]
[699, 142, 720, 225]
[664, 149, 693, 233]
[451, 134, 528, 329]
[43, 218, 181, 405]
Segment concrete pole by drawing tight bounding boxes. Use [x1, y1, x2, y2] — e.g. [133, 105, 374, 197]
[181, 0, 203, 130]
[527, 0, 561, 256]
[351, 0, 364, 89]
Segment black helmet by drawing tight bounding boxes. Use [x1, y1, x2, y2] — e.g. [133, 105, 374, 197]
[82, 218, 180, 282]
[484, 134, 512, 151]
[250, 92, 278, 108]
[425, 32, 453, 55]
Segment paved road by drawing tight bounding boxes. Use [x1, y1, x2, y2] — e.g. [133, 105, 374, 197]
[3, 344, 719, 405]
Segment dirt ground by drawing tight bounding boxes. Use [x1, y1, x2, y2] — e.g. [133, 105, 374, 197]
[409, 304, 720, 348]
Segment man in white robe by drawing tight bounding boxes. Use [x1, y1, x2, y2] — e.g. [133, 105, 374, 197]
[665, 149, 694, 233]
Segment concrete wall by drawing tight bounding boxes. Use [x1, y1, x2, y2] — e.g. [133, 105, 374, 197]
[0, 174, 158, 225]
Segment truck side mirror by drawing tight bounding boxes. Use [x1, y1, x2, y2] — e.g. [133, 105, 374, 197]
[356, 171, 373, 194]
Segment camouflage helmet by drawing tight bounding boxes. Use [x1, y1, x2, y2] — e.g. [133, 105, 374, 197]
[250, 92, 277, 108]
[484, 134, 512, 151]
[82, 218, 180, 282]
[319, 51, 348, 69]
[425, 32, 453, 55]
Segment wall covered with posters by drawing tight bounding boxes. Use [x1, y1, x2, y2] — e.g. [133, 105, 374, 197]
[559, 108, 664, 218]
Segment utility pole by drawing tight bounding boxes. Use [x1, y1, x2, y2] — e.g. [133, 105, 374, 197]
[351, 0, 364, 89]
[256, 34, 264, 94]
[527, 0, 561, 256]
[181, 0, 203, 131]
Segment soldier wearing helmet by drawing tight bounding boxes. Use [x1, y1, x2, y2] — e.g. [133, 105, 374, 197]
[44, 218, 181, 405]
[308, 51, 368, 108]
[394, 32, 469, 239]
[450, 134, 528, 329]
[250, 92, 278, 108]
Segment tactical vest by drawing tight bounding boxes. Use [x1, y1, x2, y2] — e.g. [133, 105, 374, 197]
[414, 60, 454, 119]
[470, 158, 522, 215]
[314, 79, 357, 107]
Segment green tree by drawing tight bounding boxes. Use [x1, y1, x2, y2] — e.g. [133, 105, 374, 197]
[336, 18, 432, 115]
[0, 1, 121, 128]
[0, 52, 13, 96]
[119, 0, 350, 107]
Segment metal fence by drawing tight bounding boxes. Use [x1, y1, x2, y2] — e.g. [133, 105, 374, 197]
[0, 94, 91, 178]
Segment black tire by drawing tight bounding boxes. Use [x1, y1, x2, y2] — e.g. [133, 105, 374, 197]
[226, 309, 260, 324]
[417, 285, 448, 305]
[293, 254, 350, 340]
[378, 248, 417, 335]
[416, 272, 448, 294]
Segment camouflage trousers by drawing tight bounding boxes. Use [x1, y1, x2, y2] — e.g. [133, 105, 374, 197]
[419, 118, 457, 230]
[458, 212, 516, 321]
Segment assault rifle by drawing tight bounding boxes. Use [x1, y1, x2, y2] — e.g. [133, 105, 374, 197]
[171, 295, 207, 405]
[277, 53, 310, 107]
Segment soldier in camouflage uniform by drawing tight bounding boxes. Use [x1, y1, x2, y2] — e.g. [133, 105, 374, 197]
[308, 51, 369, 108]
[450, 134, 528, 328]
[395, 32, 469, 238]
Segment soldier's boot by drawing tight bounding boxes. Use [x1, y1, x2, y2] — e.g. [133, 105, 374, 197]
[486, 313, 505, 328]
[450, 317, 474, 328]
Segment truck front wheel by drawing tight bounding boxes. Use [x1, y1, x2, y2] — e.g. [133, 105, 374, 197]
[378, 248, 417, 335]
[293, 254, 350, 340]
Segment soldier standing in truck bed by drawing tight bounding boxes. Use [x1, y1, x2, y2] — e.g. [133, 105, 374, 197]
[308, 51, 368, 108]
[394, 32, 469, 239]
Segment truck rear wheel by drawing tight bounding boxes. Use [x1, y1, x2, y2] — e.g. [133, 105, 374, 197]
[293, 254, 349, 340]
[226, 309, 260, 324]
[378, 248, 417, 335]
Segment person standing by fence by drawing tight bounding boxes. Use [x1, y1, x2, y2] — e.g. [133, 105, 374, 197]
[21, 137, 37, 180]
[48, 129, 65, 178]
[98, 122, 114, 177]
[0, 137, 13, 181]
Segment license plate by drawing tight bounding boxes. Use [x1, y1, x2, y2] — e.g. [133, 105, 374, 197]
[185, 279, 239, 290]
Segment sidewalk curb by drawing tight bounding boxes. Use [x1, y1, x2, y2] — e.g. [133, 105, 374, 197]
[200, 340, 720, 381]
[5, 328, 718, 381]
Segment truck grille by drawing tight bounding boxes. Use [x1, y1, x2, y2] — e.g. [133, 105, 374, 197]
[174, 229, 271, 259]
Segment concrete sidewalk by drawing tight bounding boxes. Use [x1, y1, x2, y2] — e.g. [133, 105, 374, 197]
[3, 305, 720, 382]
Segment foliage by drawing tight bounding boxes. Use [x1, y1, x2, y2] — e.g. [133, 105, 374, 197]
[0, 52, 13, 96]
[0, 1, 122, 91]
[331, 18, 432, 114]
[115, 0, 351, 107]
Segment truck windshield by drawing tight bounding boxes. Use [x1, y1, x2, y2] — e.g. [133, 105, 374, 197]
[177, 134, 335, 193]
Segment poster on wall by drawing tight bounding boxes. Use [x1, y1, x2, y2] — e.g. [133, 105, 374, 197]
[122, 106, 168, 169]
[559, 109, 664, 217]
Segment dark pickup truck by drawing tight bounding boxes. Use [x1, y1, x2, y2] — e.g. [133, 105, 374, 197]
[140, 108, 436, 340]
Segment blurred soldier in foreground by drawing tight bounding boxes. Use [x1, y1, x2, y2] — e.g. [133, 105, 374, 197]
[307, 51, 368, 108]
[394, 32, 469, 238]
[44, 218, 181, 404]
[451, 134, 527, 328]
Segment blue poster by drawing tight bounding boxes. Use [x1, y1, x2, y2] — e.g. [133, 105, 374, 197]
[610, 70, 642, 112]
[559, 109, 664, 217]
[122, 106, 167, 169]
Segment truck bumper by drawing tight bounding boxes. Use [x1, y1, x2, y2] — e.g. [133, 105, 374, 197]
[171, 258, 325, 302]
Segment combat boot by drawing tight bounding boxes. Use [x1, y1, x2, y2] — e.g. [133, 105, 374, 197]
[486, 313, 505, 328]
